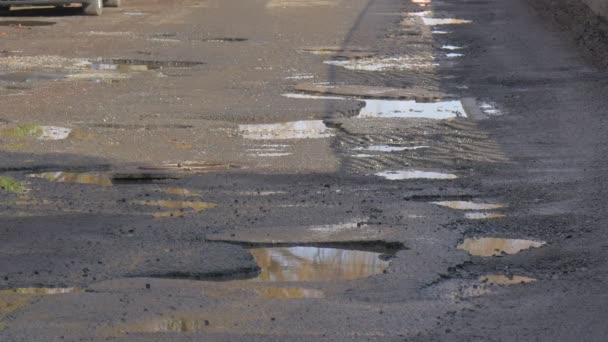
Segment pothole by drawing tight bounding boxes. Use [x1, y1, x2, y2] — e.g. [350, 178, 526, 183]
[200, 37, 248, 42]
[0, 21, 56, 27]
[0, 287, 78, 295]
[458, 238, 545, 257]
[354, 145, 429, 152]
[90, 59, 204, 71]
[431, 201, 505, 210]
[479, 275, 536, 285]
[28, 172, 113, 187]
[324, 56, 437, 71]
[248, 245, 395, 282]
[239, 120, 335, 140]
[131, 200, 217, 218]
[421, 18, 472, 26]
[357, 100, 467, 119]
[293, 83, 447, 101]
[254, 286, 324, 299]
[376, 170, 458, 180]
[464, 212, 506, 220]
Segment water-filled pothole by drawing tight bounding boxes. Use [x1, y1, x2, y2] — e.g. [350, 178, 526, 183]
[376, 170, 458, 180]
[458, 238, 545, 257]
[90, 59, 204, 72]
[358, 100, 467, 119]
[239, 120, 335, 140]
[245, 243, 401, 282]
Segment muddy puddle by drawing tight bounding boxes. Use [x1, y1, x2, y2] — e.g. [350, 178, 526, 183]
[324, 56, 436, 72]
[282, 93, 345, 100]
[479, 275, 536, 285]
[255, 286, 324, 299]
[239, 120, 335, 140]
[28, 172, 113, 187]
[0, 21, 55, 27]
[248, 246, 391, 282]
[458, 238, 545, 257]
[432, 201, 505, 210]
[358, 100, 467, 119]
[132, 200, 217, 218]
[376, 170, 458, 180]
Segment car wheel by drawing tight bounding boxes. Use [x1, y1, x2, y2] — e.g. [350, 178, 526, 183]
[103, 0, 121, 7]
[82, 0, 103, 16]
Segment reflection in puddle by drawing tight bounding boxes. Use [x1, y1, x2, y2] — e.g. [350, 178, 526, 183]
[255, 286, 324, 299]
[239, 121, 335, 140]
[91, 63, 150, 72]
[432, 201, 505, 210]
[325, 56, 437, 72]
[480, 102, 502, 115]
[0, 287, 77, 295]
[441, 45, 462, 50]
[38, 126, 72, 140]
[465, 212, 506, 220]
[249, 247, 390, 282]
[376, 170, 458, 180]
[358, 100, 467, 119]
[458, 238, 545, 257]
[432, 30, 450, 34]
[446, 53, 464, 58]
[355, 145, 429, 152]
[479, 275, 536, 285]
[282, 93, 345, 100]
[421, 18, 472, 26]
[28, 172, 113, 187]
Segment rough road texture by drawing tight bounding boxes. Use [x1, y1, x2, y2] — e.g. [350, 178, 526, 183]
[0, 0, 607, 340]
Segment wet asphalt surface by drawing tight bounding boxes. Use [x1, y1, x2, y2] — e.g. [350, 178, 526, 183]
[1, 0, 608, 340]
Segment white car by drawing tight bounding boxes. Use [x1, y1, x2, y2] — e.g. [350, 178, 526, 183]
[0, 0, 121, 16]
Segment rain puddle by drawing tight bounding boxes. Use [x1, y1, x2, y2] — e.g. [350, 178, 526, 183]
[479, 275, 536, 285]
[431, 201, 505, 210]
[441, 45, 463, 51]
[132, 200, 217, 218]
[324, 56, 437, 72]
[297, 46, 376, 59]
[465, 212, 506, 220]
[28, 172, 113, 187]
[138, 162, 239, 173]
[355, 145, 429, 152]
[38, 126, 72, 140]
[458, 238, 545, 257]
[421, 18, 472, 26]
[376, 170, 458, 180]
[0, 21, 56, 27]
[239, 120, 335, 140]
[432, 30, 450, 34]
[255, 286, 324, 299]
[357, 100, 467, 119]
[249, 246, 391, 282]
[0, 287, 77, 295]
[90, 59, 204, 72]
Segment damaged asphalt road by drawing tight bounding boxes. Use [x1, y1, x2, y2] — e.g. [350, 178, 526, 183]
[1, 0, 608, 340]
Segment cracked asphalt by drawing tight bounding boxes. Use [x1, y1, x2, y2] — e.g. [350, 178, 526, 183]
[1, 0, 608, 340]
